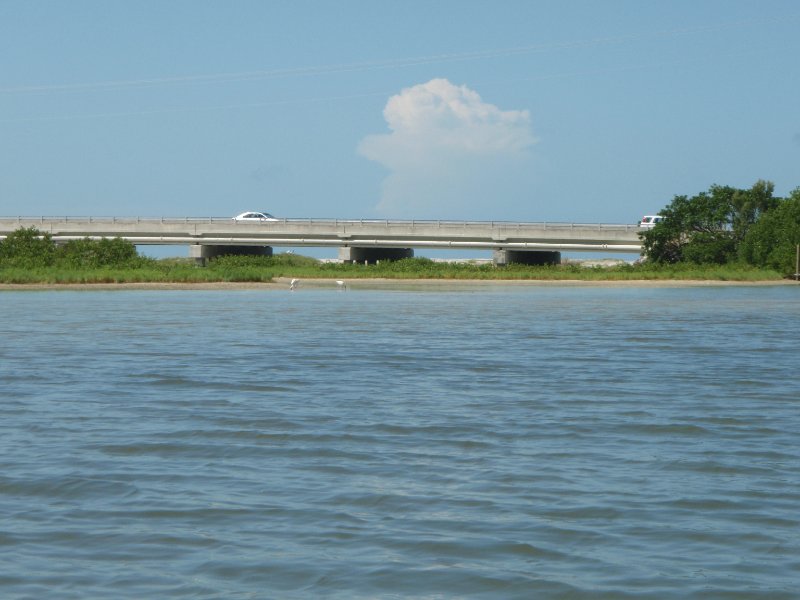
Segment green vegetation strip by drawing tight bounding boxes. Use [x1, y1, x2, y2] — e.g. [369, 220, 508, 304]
[0, 254, 785, 284]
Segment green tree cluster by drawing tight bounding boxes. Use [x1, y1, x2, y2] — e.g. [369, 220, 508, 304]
[0, 227, 148, 269]
[641, 181, 800, 275]
[739, 188, 800, 273]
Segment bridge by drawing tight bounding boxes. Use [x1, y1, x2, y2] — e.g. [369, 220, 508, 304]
[0, 216, 644, 265]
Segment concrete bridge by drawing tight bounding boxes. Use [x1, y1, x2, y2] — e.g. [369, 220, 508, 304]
[0, 216, 644, 265]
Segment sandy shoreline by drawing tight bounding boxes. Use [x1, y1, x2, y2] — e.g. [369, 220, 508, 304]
[0, 277, 796, 291]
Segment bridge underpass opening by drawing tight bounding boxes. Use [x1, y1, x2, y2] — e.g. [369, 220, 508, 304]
[492, 249, 561, 266]
[190, 244, 272, 266]
[338, 246, 414, 264]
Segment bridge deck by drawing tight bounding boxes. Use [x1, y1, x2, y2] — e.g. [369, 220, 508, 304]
[0, 217, 644, 253]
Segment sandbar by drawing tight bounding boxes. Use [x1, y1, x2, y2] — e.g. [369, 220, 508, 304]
[0, 277, 796, 291]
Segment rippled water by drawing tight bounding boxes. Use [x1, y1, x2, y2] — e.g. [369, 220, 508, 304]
[1, 284, 798, 599]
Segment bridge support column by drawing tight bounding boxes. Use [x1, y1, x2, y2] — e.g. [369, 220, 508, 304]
[190, 244, 272, 266]
[493, 249, 561, 266]
[338, 246, 414, 264]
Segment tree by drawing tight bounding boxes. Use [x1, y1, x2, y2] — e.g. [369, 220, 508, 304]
[0, 227, 56, 268]
[641, 181, 778, 264]
[730, 179, 779, 243]
[739, 188, 800, 275]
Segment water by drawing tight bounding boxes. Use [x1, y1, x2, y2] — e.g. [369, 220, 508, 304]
[1, 284, 798, 599]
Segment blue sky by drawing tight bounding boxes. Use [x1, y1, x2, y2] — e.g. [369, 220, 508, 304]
[2, 0, 799, 227]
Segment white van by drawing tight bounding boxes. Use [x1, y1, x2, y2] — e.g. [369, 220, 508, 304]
[639, 215, 664, 228]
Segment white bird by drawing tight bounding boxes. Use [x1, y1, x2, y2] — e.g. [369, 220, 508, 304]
[336, 280, 346, 291]
[290, 278, 298, 290]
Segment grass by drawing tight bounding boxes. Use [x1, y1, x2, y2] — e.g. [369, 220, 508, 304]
[0, 254, 789, 284]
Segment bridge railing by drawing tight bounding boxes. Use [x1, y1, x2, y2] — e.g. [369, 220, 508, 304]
[1, 216, 643, 231]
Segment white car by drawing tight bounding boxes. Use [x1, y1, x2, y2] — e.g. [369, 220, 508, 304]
[639, 215, 664, 228]
[232, 211, 279, 222]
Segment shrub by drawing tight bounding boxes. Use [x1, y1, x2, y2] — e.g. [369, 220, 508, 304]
[0, 227, 57, 268]
[57, 237, 149, 268]
[207, 254, 277, 269]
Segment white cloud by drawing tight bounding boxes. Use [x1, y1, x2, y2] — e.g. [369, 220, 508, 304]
[358, 79, 538, 218]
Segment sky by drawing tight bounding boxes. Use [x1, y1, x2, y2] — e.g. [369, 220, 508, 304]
[2, 0, 799, 232]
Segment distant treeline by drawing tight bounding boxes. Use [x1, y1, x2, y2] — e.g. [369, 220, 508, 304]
[641, 180, 800, 275]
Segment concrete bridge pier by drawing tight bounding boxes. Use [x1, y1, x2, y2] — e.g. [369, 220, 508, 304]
[493, 249, 561, 266]
[339, 246, 414, 264]
[190, 244, 272, 266]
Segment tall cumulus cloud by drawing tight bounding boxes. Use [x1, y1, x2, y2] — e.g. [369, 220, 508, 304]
[358, 79, 537, 219]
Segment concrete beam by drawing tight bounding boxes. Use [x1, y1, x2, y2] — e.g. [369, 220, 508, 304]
[190, 244, 272, 266]
[339, 246, 414, 264]
[493, 249, 561, 266]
